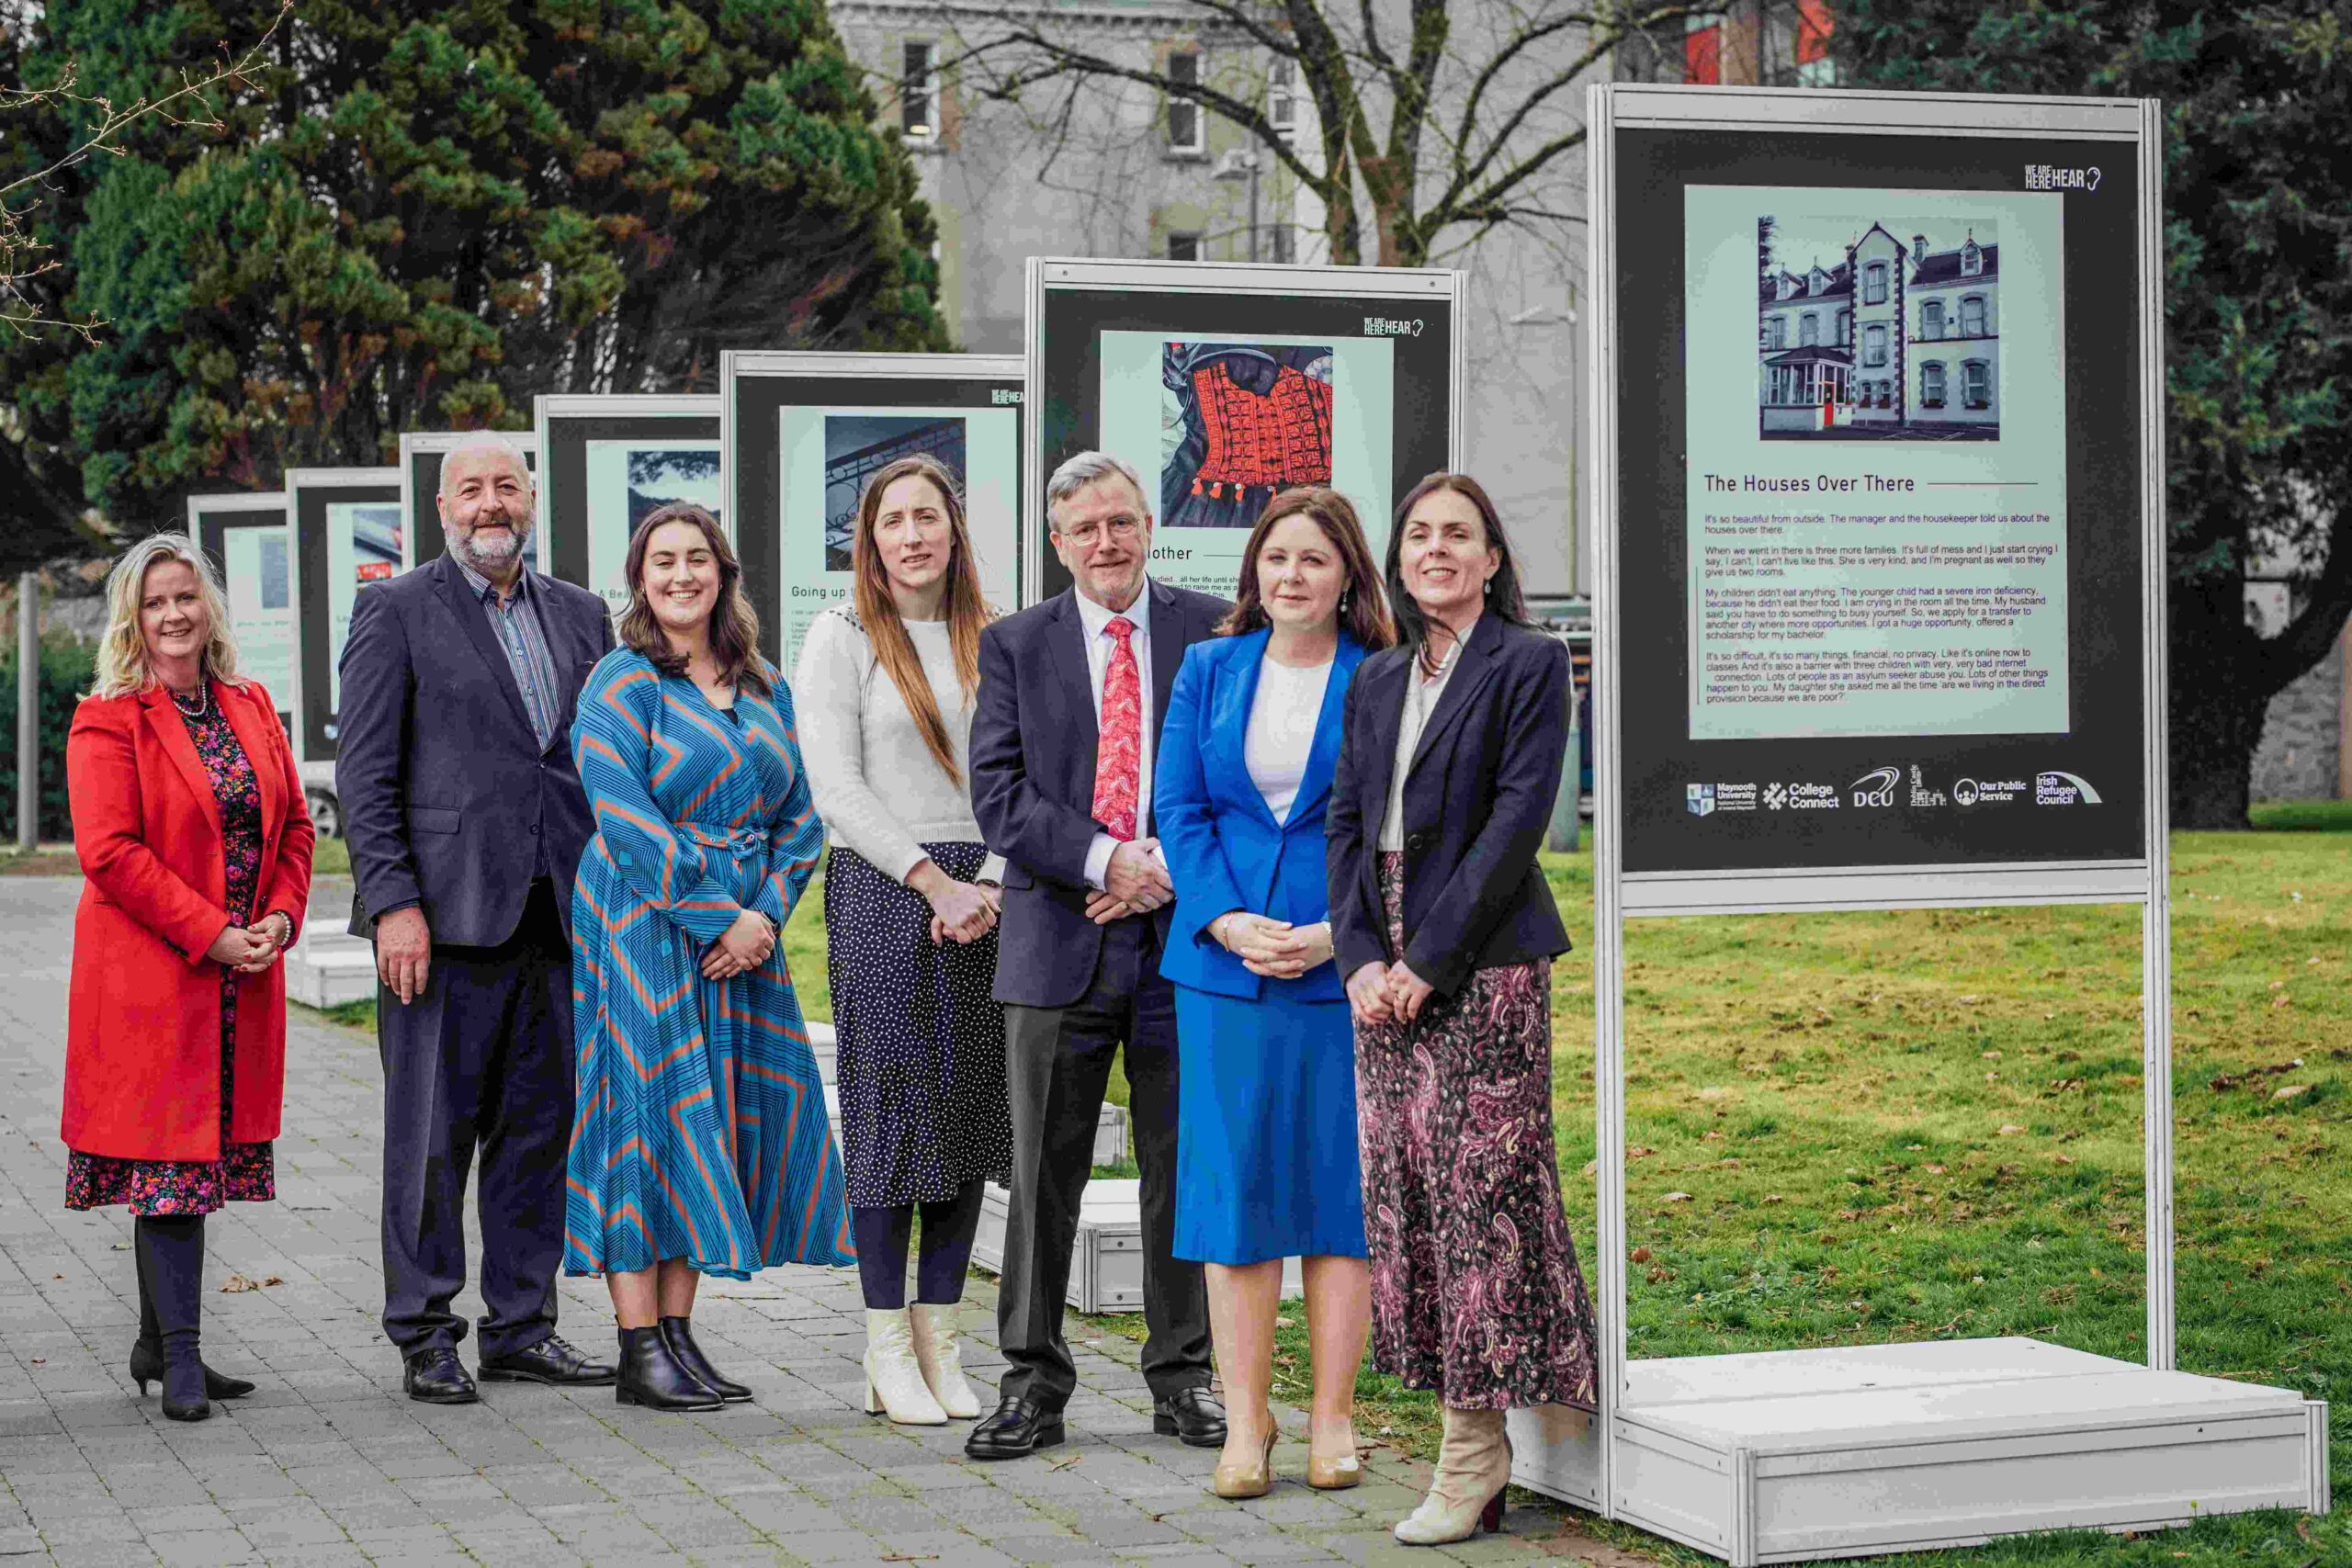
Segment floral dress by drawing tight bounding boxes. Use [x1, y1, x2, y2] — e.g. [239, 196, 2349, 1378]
[65, 694, 277, 1214]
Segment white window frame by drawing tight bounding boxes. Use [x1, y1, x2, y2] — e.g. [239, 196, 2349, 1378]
[1920, 299, 1944, 340]
[1961, 294, 1987, 337]
[1167, 52, 1205, 154]
[1963, 359, 1991, 410]
[1836, 308, 1851, 346]
[1920, 361, 1947, 409]
[1269, 56, 1297, 134]
[1962, 240, 1984, 276]
[1799, 313, 1818, 346]
[1862, 322, 1887, 367]
[901, 39, 939, 142]
[1863, 262, 1887, 305]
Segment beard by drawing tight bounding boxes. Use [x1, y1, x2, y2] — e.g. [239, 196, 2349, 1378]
[454, 513, 530, 571]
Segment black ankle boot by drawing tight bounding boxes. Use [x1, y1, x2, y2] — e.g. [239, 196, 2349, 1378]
[130, 1240, 253, 1402]
[135, 1216, 210, 1423]
[616, 1326, 722, 1412]
[659, 1317, 751, 1402]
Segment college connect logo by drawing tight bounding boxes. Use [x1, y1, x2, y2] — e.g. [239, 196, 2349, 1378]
[1849, 766, 1900, 807]
[2036, 771, 2103, 806]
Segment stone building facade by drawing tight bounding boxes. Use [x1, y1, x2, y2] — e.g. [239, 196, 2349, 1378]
[2251, 635, 2347, 802]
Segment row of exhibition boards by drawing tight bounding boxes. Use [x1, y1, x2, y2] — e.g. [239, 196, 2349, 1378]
[188, 258, 1466, 770]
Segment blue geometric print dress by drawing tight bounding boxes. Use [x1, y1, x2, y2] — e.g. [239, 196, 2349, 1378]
[566, 649, 855, 1280]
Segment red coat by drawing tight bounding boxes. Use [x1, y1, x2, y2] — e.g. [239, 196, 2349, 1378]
[63, 679, 315, 1161]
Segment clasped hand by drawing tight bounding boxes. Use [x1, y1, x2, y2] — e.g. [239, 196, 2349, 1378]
[1214, 912, 1333, 979]
[926, 878, 1001, 946]
[1084, 839, 1172, 926]
[1345, 960, 1435, 1025]
[700, 909, 775, 980]
[207, 918, 286, 976]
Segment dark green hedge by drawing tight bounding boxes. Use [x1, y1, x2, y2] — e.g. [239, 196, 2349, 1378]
[0, 637, 97, 844]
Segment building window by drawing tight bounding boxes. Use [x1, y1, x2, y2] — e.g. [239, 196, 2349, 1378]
[901, 40, 937, 141]
[1920, 362, 1947, 409]
[1764, 317, 1784, 351]
[1167, 231, 1201, 262]
[1800, 313, 1818, 347]
[1863, 263, 1887, 305]
[1862, 323, 1887, 367]
[1167, 52, 1204, 153]
[1836, 309, 1851, 346]
[1961, 295, 1986, 336]
[1963, 360, 1990, 409]
[1962, 237, 1983, 276]
[1269, 57, 1297, 133]
[1920, 300, 1944, 340]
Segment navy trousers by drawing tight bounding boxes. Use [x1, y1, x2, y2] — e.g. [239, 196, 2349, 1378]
[378, 879, 572, 1359]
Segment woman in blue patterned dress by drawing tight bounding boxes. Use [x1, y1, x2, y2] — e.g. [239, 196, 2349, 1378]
[569, 502, 854, 1412]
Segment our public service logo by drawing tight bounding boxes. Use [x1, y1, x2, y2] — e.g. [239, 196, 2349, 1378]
[1849, 766, 1899, 807]
[1687, 784, 1716, 818]
[2036, 771, 2103, 806]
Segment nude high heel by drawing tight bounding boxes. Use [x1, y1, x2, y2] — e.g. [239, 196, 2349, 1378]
[1210, 1422, 1279, 1500]
[1306, 1425, 1363, 1490]
[1393, 1406, 1510, 1545]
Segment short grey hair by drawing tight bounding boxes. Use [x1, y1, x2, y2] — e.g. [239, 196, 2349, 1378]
[1045, 450, 1150, 529]
[437, 433, 533, 498]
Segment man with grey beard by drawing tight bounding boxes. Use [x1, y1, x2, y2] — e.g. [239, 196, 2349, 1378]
[337, 435, 617, 1404]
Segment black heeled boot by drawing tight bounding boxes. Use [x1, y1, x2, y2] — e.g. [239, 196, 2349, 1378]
[660, 1317, 751, 1402]
[130, 1237, 254, 1400]
[135, 1215, 210, 1422]
[615, 1326, 722, 1412]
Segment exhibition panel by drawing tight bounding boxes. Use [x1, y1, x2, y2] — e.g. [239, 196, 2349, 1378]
[187, 491, 293, 736]
[535, 395, 722, 611]
[286, 467, 402, 766]
[399, 431, 543, 574]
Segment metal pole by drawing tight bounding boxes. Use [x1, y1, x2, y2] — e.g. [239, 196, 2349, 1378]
[16, 571, 37, 852]
[1249, 154, 1261, 263]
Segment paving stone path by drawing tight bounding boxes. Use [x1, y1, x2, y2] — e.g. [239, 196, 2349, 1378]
[0, 876, 1611, 1567]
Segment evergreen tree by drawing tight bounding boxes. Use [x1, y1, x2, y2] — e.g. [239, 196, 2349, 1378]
[2, 0, 945, 543]
[1834, 3, 2352, 829]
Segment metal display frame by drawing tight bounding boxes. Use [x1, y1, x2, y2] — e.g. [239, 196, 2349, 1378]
[1566, 84, 2247, 1560]
[718, 350, 1026, 662]
[1023, 257, 1466, 604]
[186, 490, 293, 733]
[397, 430, 542, 574]
[284, 467, 401, 772]
[532, 394, 721, 604]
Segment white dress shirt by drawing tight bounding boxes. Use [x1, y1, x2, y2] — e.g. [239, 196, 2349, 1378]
[1380, 637, 1467, 852]
[1076, 581, 1157, 891]
[1244, 653, 1333, 825]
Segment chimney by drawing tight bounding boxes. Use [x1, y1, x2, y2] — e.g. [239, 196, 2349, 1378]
[1912, 234, 1928, 263]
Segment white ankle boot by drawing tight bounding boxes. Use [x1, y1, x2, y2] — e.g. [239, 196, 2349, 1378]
[864, 1308, 947, 1425]
[1395, 1406, 1511, 1544]
[908, 1303, 981, 1418]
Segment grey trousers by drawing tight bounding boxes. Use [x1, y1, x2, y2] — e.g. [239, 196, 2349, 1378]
[994, 918, 1211, 1409]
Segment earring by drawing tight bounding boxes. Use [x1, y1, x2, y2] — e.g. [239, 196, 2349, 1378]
[1484, 578, 1494, 595]
[1340, 589, 1351, 615]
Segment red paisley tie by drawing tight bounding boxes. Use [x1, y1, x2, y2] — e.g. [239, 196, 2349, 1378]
[1091, 616, 1141, 841]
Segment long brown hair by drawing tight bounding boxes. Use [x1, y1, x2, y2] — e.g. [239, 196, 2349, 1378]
[851, 455, 990, 786]
[1214, 487, 1396, 650]
[1386, 472, 1529, 673]
[618, 503, 772, 696]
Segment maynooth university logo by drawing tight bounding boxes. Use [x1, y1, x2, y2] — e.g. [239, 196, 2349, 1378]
[1687, 784, 1716, 818]
[1849, 766, 1899, 807]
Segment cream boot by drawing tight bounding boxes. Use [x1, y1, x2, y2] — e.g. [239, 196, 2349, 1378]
[1394, 1406, 1511, 1545]
[908, 1303, 981, 1418]
[864, 1309, 947, 1425]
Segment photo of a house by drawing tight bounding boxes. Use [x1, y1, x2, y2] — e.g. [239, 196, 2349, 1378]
[1758, 216, 2000, 441]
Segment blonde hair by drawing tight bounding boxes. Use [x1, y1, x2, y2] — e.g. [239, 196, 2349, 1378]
[91, 533, 243, 700]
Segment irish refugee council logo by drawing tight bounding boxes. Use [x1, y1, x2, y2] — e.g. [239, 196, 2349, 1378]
[2036, 771, 2103, 806]
[1849, 766, 1900, 807]
[1687, 784, 1716, 818]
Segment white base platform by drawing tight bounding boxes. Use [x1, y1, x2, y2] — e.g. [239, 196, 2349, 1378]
[285, 932, 378, 1009]
[969, 1179, 1303, 1312]
[1509, 1337, 2329, 1565]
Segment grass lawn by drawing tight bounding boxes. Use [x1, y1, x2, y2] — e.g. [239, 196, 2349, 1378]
[287, 817, 2346, 1563]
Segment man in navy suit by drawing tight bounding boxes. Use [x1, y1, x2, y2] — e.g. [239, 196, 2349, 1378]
[966, 451, 1230, 1460]
[337, 435, 616, 1404]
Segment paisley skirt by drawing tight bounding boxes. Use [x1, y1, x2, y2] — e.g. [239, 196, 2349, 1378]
[1353, 851, 1599, 1409]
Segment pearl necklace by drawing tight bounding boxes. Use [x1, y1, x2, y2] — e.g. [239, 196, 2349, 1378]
[168, 680, 209, 719]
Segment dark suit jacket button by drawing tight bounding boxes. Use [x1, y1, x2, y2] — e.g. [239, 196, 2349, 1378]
[529, 824, 541, 836]
[1406, 830, 1427, 852]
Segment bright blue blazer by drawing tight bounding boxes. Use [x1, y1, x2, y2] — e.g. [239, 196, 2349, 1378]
[1155, 627, 1367, 1002]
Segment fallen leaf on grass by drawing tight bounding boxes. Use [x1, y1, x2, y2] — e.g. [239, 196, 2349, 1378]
[1996, 1124, 2026, 1135]
[1629, 1247, 1653, 1263]
[2272, 994, 2292, 1009]
[1662, 1191, 1694, 1203]
[1762, 1193, 1784, 1203]
[2273, 1084, 2312, 1101]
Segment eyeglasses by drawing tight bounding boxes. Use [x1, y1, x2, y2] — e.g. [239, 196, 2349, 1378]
[1057, 518, 1143, 547]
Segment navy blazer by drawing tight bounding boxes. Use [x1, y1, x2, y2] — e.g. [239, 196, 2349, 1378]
[336, 553, 615, 946]
[1155, 628, 1364, 1002]
[1326, 615, 1572, 998]
[969, 580, 1232, 1010]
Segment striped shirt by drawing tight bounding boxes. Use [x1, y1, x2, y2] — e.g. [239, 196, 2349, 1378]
[451, 554, 562, 754]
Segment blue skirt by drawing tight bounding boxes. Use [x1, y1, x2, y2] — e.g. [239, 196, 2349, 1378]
[1173, 980, 1367, 1266]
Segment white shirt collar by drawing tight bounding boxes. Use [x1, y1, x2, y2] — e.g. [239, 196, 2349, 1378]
[1073, 578, 1154, 642]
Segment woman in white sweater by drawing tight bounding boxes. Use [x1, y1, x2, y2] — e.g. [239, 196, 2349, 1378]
[793, 455, 1010, 1426]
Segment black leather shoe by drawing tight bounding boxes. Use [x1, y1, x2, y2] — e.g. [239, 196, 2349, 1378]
[403, 1347, 481, 1405]
[479, 1333, 617, 1387]
[964, 1394, 1066, 1461]
[660, 1317, 752, 1402]
[1154, 1386, 1227, 1448]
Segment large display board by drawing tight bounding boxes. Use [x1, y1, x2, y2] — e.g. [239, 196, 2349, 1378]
[400, 432, 543, 574]
[722, 351, 1023, 676]
[287, 468, 401, 764]
[1600, 102, 2153, 908]
[536, 395, 721, 615]
[187, 491, 294, 736]
[1026, 258, 1463, 604]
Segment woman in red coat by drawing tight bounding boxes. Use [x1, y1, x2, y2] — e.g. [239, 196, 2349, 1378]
[64, 534, 314, 1422]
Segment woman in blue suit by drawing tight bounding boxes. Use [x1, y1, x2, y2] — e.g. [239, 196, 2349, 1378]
[1156, 487, 1396, 1500]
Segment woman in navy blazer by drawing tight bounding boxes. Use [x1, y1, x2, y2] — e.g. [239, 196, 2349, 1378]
[1156, 488, 1395, 1500]
[1325, 473, 1598, 1547]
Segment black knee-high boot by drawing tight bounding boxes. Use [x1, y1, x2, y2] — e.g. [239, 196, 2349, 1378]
[130, 1225, 253, 1402]
[134, 1215, 210, 1422]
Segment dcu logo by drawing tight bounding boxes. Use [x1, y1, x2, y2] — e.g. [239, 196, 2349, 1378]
[1849, 766, 1899, 807]
[1687, 784, 1716, 818]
